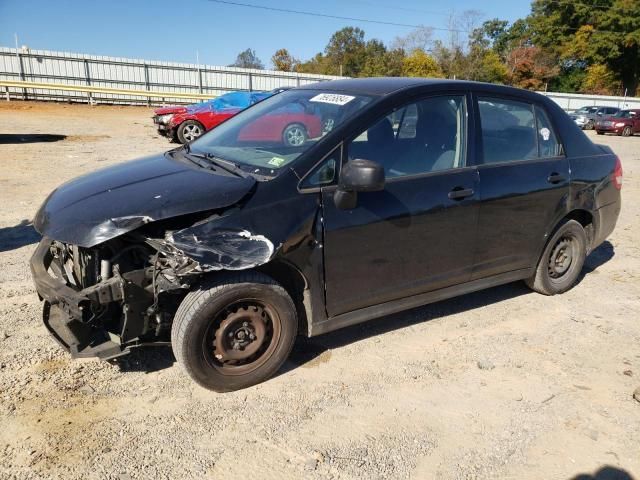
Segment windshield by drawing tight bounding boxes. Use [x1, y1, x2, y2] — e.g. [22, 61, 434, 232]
[614, 110, 636, 118]
[576, 107, 597, 114]
[189, 89, 374, 171]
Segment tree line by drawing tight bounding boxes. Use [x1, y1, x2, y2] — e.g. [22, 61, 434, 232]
[229, 0, 640, 96]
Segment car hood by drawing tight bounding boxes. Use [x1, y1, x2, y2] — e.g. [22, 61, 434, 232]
[154, 105, 188, 115]
[34, 152, 256, 247]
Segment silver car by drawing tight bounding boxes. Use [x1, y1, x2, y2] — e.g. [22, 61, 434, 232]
[570, 106, 620, 130]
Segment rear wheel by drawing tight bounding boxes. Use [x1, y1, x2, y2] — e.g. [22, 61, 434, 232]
[525, 219, 587, 295]
[171, 272, 298, 392]
[621, 126, 633, 137]
[177, 120, 205, 143]
[282, 123, 307, 147]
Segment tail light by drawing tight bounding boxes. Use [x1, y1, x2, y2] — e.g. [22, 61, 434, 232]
[613, 156, 623, 190]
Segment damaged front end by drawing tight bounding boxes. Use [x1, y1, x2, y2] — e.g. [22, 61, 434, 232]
[30, 233, 193, 359]
[30, 216, 279, 360]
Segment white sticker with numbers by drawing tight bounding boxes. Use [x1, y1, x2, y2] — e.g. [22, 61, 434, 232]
[309, 93, 355, 106]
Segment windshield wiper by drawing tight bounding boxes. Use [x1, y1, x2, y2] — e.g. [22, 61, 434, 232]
[181, 144, 246, 178]
[204, 154, 248, 178]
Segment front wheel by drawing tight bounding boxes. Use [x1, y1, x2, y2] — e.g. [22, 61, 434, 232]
[621, 126, 633, 137]
[171, 272, 298, 392]
[177, 120, 205, 144]
[525, 219, 587, 295]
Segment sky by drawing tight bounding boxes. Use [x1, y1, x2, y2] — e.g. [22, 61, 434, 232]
[0, 0, 532, 69]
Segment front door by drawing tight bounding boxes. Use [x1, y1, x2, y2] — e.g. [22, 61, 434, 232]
[321, 94, 480, 317]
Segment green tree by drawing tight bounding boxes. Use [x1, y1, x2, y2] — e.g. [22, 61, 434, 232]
[402, 49, 443, 78]
[529, 0, 640, 95]
[230, 48, 264, 69]
[271, 49, 299, 72]
[322, 27, 367, 76]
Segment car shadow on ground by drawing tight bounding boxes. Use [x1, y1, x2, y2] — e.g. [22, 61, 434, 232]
[570, 466, 635, 480]
[111, 346, 176, 373]
[109, 241, 616, 377]
[0, 133, 66, 144]
[0, 219, 41, 252]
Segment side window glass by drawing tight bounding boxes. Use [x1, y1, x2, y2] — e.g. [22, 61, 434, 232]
[301, 147, 339, 188]
[347, 95, 467, 179]
[478, 97, 537, 164]
[535, 106, 563, 158]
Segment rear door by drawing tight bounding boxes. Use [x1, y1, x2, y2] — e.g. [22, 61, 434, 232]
[472, 96, 569, 280]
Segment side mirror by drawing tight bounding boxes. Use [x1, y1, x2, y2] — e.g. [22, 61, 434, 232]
[333, 159, 385, 210]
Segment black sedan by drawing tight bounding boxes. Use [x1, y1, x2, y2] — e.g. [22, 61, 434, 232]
[31, 78, 622, 391]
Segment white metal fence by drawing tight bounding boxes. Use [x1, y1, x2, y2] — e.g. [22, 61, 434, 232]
[2, 46, 639, 111]
[538, 91, 640, 111]
[0, 47, 345, 105]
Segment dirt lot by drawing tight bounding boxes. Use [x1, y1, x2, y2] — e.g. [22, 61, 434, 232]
[0, 101, 638, 480]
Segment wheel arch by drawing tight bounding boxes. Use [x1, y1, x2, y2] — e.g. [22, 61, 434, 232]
[539, 208, 596, 263]
[256, 259, 312, 337]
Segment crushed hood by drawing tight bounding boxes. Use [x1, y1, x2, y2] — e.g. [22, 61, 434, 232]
[34, 152, 256, 247]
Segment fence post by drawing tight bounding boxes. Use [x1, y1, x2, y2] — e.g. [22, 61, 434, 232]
[248, 72, 253, 92]
[197, 66, 203, 94]
[143, 62, 150, 107]
[5, 86, 10, 101]
[296, 75, 300, 87]
[83, 58, 92, 104]
[16, 49, 27, 100]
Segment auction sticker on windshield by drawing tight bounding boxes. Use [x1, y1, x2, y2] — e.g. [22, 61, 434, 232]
[310, 93, 355, 106]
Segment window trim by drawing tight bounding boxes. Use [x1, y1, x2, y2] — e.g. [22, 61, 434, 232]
[474, 94, 566, 167]
[297, 144, 343, 193]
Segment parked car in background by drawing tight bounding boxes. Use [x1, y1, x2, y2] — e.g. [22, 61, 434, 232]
[596, 109, 640, 136]
[570, 106, 620, 130]
[153, 91, 272, 143]
[31, 78, 622, 392]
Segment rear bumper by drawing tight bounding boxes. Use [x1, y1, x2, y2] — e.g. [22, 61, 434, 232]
[30, 238, 130, 360]
[593, 201, 621, 249]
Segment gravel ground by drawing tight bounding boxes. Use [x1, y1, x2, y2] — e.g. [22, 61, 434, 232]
[0, 101, 639, 480]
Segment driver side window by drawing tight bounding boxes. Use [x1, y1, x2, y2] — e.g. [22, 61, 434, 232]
[346, 95, 467, 179]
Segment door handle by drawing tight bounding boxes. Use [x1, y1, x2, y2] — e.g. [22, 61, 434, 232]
[547, 172, 566, 184]
[448, 187, 474, 200]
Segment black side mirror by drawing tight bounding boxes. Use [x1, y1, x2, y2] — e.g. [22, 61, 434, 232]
[333, 159, 385, 210]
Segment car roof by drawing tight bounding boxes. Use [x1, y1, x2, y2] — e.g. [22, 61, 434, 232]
[300, 77, 542, 98]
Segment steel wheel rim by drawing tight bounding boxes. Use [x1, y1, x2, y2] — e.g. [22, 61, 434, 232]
[285, 126, 305, 146]
[547, 235, 576, 280]
[623, 126, 632, 137]
[184, 124, 202, 141]
[203, 300, 281, 376]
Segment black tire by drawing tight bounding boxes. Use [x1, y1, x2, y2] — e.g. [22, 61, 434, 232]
[177, 120, 205, 144]
[171, 271, 297, 392]
[596, 130, 605, 135]
[621, 126, 633, 137]
[525, 219, 587, 296]
[585, 120, 594, 130]
[282, 123, 308, 147]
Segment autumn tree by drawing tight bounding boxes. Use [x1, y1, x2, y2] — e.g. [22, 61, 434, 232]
[402, 49, 443, 78]
[529, 0, 640, 95]
[271, 49, 299, 72]
[230, 48, 264, 69]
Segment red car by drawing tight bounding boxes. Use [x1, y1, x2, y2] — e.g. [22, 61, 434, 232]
[595, 109, 640, 136]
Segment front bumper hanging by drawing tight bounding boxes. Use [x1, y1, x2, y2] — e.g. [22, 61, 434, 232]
[30, 238, 140, 360]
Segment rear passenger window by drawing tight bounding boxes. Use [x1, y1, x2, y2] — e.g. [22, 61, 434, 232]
[535, 106, 563, 157]
[479, 98, 564, 163]
[478, 98, 538, 164]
